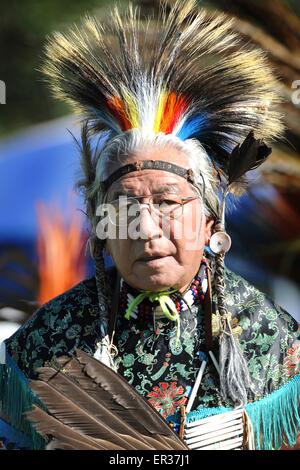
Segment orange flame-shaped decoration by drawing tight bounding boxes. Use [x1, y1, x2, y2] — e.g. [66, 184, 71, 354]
[37, 202, 87, 305]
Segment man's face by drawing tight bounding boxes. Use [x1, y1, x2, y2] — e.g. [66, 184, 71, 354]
[104, 144, 213, 292]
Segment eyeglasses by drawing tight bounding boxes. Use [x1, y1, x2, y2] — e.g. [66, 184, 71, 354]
[107, 193, 200, 226]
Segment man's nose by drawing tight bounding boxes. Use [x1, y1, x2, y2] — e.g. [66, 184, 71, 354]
[138, 206, 163, 240]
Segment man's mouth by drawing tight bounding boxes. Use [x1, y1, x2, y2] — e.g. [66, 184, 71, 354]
[138, 255, 164, 261]
[136, 254, 171, 266]
[137, 253, 169, 262]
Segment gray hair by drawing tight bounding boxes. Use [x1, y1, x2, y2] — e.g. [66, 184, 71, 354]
[88, 129, 219, 229]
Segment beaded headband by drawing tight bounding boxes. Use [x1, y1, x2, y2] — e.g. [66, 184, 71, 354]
[101, 160, 195, 191]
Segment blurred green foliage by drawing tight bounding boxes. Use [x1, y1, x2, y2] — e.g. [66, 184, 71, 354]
[0, 0, 122, 137]
[289, 0, 300, 15]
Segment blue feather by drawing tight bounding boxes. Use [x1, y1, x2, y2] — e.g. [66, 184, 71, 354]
[176, 114, 207, 141]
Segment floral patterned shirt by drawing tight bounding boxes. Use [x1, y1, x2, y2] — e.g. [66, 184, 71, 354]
[5, 265, 300, 420]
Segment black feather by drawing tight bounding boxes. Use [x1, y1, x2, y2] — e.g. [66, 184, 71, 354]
[228, 130, 272, 186]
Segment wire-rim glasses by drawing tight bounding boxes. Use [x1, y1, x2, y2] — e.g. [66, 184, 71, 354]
[107, 193, 200, 227]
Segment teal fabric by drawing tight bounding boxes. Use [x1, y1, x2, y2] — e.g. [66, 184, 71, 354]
[0, 353, 46, 449]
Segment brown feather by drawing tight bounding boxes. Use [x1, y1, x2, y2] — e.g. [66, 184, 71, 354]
[29, 379, 154, 450]
[36, 366, 149, 441]
[33, 365, 174, 450]
[75, 349, 185, 443]
[26, 350, 188, 450]
[26, 406, 111, 450]
[56, 352, 184, 444]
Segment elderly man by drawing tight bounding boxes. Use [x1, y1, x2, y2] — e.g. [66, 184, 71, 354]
[1, 0, 299, 450]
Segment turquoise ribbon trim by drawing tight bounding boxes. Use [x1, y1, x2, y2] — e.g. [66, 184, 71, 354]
[0, 351, 46, 450]
[245, 373, 300, 450]
[182, 372, 300, 450]
[186, 406, 233, 423]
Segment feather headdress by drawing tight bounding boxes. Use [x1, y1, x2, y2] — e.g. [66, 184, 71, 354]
[42, 0, 283, 171]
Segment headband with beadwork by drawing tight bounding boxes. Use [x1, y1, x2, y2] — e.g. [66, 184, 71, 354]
[101, 160, 195, 191]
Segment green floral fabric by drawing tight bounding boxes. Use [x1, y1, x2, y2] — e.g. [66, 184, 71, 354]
[5, 266, 300, 420]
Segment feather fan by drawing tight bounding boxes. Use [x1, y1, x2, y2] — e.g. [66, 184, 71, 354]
[25, 349, 187, 450]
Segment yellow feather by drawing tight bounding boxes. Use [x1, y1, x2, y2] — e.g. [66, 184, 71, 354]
[153, 91, 167, 133]
[123, 89, 139, 129]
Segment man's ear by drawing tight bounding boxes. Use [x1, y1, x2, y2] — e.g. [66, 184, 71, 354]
[204, 218, 215, 245]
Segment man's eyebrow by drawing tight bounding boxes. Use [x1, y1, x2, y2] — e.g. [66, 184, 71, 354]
[156, 184, 180, 193]
[109, 183, 181, 199]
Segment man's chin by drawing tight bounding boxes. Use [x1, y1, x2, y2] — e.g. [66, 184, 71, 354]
[131, 272, 181, 292]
